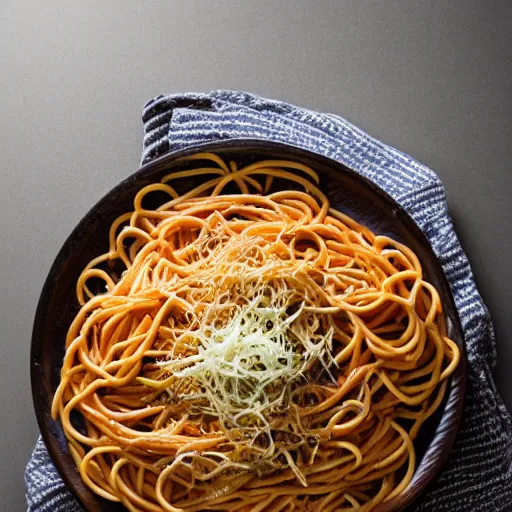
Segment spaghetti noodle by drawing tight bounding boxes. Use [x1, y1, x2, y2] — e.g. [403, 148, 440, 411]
[52, 153, 460, 511]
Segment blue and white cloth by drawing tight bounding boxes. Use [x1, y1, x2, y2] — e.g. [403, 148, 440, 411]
[26, 91, 512, 511]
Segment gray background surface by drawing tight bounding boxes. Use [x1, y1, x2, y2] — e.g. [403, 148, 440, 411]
[1, 1, 511, 510]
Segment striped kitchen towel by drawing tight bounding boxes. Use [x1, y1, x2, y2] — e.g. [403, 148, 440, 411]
[26, 91, 512, 511]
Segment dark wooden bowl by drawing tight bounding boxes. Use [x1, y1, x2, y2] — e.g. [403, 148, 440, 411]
[31, 139, 466, 512]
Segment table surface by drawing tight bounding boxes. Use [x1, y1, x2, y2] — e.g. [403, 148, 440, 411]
[2, 1, 511, 510]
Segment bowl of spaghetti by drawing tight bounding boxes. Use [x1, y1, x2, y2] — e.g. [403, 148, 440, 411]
[31, 140, 466, 512]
